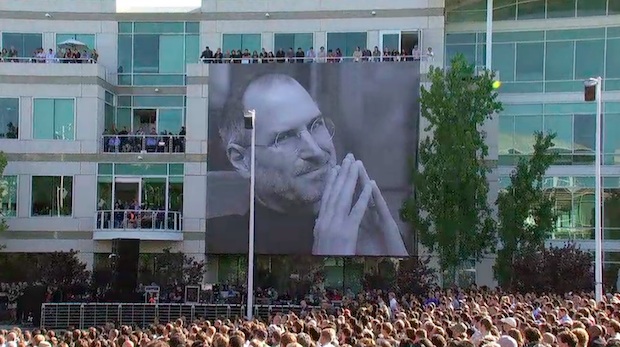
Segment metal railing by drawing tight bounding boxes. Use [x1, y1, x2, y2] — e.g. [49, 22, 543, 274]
[102, 134, 186, 153]
[41, 303, 309, 329]
[198, 54, 434, 63]
[95, 210, 182, 232]
[0, 56, 97, 63]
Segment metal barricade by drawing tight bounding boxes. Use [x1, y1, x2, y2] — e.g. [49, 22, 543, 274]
[41, 303, 306, 330]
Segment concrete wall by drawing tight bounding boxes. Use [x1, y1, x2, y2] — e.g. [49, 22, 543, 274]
[202, 0, 444, 12]
[0, 0, 116, 13]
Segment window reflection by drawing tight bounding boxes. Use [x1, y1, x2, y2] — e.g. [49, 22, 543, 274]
[0, 98, 19, 139]
[500, 176, 620, 240]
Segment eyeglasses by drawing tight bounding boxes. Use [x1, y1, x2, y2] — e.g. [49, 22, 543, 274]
[272, 116, 335, 149]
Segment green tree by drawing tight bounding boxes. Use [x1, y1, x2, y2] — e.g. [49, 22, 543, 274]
[400, 54, 502, 285]
[494, 131, 558, 289]
[155, 248, 207, 286]
[0, 151, 8, 233]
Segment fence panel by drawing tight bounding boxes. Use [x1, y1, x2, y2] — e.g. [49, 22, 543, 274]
[41, 303, 306, 330]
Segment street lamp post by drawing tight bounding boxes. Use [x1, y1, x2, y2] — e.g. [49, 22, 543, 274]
[585, 77, 603, 302]
[486, 0, 493, 70]
[243, 109, 257, 319]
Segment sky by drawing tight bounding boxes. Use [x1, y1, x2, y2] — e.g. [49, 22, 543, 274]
[116, 0, 201, 12]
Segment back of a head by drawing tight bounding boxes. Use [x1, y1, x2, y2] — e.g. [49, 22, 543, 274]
[229, 335, 245, 347]
[497, 335, 518, 347]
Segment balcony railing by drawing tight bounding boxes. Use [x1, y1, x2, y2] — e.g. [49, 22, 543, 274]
[198, 54, 434, 64]
[41, 303, 311, 330]
[102, 134, 185, 153]
[0, 56, 97, 63]
[95, 209, 182, 232]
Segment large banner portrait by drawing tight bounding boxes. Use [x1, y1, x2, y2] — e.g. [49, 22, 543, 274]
[206, 62, 420, 257]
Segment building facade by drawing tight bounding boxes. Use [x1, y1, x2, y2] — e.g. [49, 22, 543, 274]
[0, 0, 618, 289]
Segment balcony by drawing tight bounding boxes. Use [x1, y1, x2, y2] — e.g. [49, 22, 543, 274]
[94, 209, 183, 241]
[0, 57, 107, 80]
[101, 135, 186, 153]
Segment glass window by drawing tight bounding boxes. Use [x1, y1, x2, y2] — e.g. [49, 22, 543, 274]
[499, 115, 514, 155]
[133, 96, 184, 107]
[169, 179, 183, 212]
[577, 0, 606, 16]
[32, 98, 75, 140]
[158, 109, 184, 134]
[327, 32, 367, 57]
[185, 34, 199, 64]
[604, 113, 620, 164]
[118, 34, 133, 74]
[547, 28, 605, 41]
[118, 22, 133, 33]
[610, 0, 620, 15]
[544, 115, 573, 154]
[514, 115, 543, 154]
[158, 35, 184, 73]
[545, 41, 575, 81]
[223, 34, 261, 53]
[607, 39, 620, 78]
[116, 108, 132, 131]
[105, 91, 114, 105]
[56, 34, 96, 51]
[275, 33, 314, 51]
[494, 31, 544, 43]
[547, 0, 576, 17]
[1, 33, 43, 58]
[239, 33, 260, 52]
[0, 175, 18, 217]
[493, 43, 515, 82]
[185, 22, 200, 34]
[133, 34, 159, 73]
[604, 186, 620, 229]
[0, 98, 19, 139]
[104, 103, 115, 131]
[494, 0, 517, 20]
[31, 176, 73, 216]
[573, 114, 596, 153]
[446, 33, 477, 45]
[96, 177, 112, 210]
[515, 42, 544, 81]
[516, 0, 545, 19]
[574, 40, 605, 79]
[382, 34, 400, 51]
[98, 163, 113, 175]
[114, 163, 168, 176]
[134, 22, 184, 34]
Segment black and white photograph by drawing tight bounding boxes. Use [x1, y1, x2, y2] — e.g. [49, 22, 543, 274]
[206, 62, 420, 256]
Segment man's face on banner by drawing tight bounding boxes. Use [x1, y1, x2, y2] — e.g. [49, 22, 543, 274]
[244, 79, 337, 210]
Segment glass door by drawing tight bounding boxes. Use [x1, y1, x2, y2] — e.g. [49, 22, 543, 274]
[401, 31, 420, 56]
[113, 177, 142, 208]
[379, 30, 401, 53]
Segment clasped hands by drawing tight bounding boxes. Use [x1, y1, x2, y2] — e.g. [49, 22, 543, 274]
[312, 153, 407, 256]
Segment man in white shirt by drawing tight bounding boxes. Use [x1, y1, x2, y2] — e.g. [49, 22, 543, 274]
[318, 328, 336, 347]
[389, 292, 399, 316]
[306, 47, 316, 63]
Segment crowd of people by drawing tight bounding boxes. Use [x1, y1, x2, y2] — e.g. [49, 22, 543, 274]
[2, 288, 620, 347]
[0, 46, 98, 63]
[199, 45, 434, 63]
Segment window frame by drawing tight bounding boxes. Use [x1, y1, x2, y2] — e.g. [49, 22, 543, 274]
[0, 97, 21, 139]
[31, 97, 77, 140]
[30, 175, 74, 217]
[325, 31, 369, 57]
[0, 175, 19, 218]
